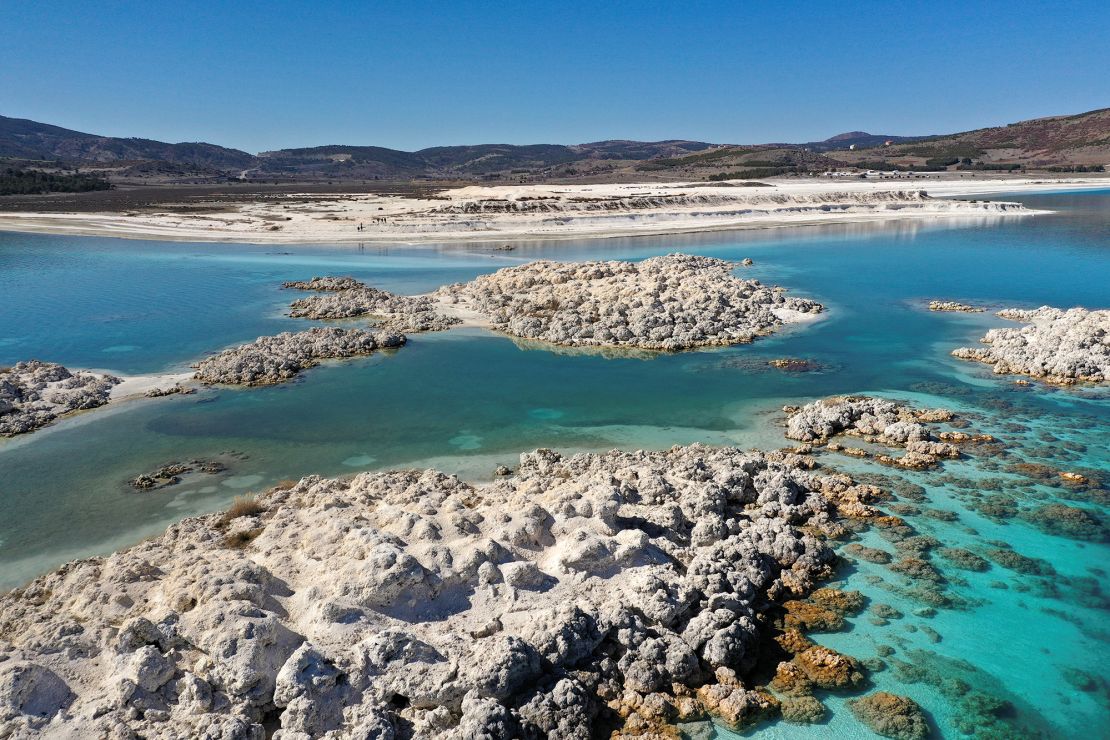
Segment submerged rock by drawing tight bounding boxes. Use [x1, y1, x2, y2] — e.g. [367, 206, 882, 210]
[844, 543, 894, 564]
[0, 444, 849, 738]
[1020, 503, 1108, 542]
[937, 548, 990, 572]
[952, 306, 1110, 385]
[435, 253, 823, 350]
[193, 327, 405, 386]
[129, 460, 228, 491]
[768, 358, 822, 372]
[0, 360, 120, 436]
[848, 691, 930, 739]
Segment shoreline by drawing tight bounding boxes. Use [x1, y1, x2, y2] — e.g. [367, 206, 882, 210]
[0, 177, 1103, 245]
[0, 370, 195, 451]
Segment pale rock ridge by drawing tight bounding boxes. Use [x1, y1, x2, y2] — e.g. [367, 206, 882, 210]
[784, 396, 963, 470]
[0, 443, 857, 738]
[951, 306, 1109, 384]
[286, 278, 462, 333]
[193, 327, 405, 386]
[0, 360, 120, 436]
[436, 253, 822, 350]
[927, 300, 983, 313]
[282, 276, 367, 292]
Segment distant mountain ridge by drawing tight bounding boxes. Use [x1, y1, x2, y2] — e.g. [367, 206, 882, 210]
[0, 115, 254, 169]
[2, 108, 1107, 182]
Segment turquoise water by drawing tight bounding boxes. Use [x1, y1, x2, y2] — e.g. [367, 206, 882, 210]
[1, 191, 1108, 737]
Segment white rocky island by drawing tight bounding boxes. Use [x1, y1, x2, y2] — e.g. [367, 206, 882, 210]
[951, 306, 1109, 384]
[193, 327, 405, 386]
[784, 396, 970, 470]
[0, 361, 121, 436]
[436, 253, 823, 350]
[0, 443, 895, 738]
[285, 277, 461, 333]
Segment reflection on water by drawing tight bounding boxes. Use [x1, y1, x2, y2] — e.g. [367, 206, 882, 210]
[0, 189, 1107, 737]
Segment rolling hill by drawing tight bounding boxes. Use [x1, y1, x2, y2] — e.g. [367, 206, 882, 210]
[2, 107, 1106, 184]
[0, 115, 254, 170]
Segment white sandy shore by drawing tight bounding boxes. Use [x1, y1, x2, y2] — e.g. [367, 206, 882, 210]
[0, 176, 1105, 245]
[107, 371, 196, 400]
[0, 372, 196, 450]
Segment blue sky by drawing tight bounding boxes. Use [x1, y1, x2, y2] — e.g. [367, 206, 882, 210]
[2, 1, 1108, 152]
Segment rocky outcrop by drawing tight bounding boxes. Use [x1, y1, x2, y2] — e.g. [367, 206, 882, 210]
[144, 385, 196, 398]
[928, 300, 983, 313]
[130, 460, 228, 491]
[285, 279, 462, 333]
[282, 276, 366, 292]
[289, 287, 432, 320]
[951, 306, 1109, 384]
[435, 253, 822, 350]
[784, 397, 961, 469]
[373, 311, 463, 334]
[0, 361, 120, 436]
[0, 443, 859, 738]
[193, 328, 405, 386]
[847, 692, 930, 739]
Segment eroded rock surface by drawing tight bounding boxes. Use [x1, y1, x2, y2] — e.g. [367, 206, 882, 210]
[784, 396, 962, 470]
[282, 276, 366, 292]
[0, 444, 860, 738]
[285, 278, 462, 333]
[951, 306, 1109, 384]
[435, 253, 823, 350]
[289, 287, 432, 320]
[847, 691, 930, 739]
[928, 301, 983, 313]
[0, 361, 120, 436]
[193, 328, 405, 386]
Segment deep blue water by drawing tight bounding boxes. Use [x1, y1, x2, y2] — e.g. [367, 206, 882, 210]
[1, 190, 1107, 737]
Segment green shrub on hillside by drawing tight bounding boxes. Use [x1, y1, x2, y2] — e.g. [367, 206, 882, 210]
[0, 168, 112, 195]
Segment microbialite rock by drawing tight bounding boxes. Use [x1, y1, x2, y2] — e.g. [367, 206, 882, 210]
[951, 306, 1110, 385]
[435, 253, 823, 351]
[0, 360, 120, 437]
[282, 275, 367, 292]
[847, 691, 930, 739]
[192, 327, 405, 386]
[0, 443, 859, 738]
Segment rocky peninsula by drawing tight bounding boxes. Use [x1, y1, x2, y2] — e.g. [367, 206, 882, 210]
[951, 306, 1109, 384]
[193, 327, 405, 386]
[0, 443, 900, 738]
[436, 253, 822, 350]
[0, 360, 120, 436]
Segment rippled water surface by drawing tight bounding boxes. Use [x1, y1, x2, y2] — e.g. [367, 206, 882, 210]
[1, 190, 1108, 737]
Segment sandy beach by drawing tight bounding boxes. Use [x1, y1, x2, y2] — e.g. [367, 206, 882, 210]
[0, 176, 1104, 245]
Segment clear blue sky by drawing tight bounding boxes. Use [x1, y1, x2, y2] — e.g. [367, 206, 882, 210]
[3, 1, 1108, 153]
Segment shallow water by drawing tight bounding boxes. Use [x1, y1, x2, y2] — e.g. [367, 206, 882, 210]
[1, 190, 1108, 737]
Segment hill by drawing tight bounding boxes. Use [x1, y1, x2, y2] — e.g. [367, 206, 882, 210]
[836, 108, 1110, 170]
[2, 107, 1107, 185]
[0, 115, 254, 171]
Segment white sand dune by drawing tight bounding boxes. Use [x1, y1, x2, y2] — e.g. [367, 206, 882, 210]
[0, 176, 1103, 245]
